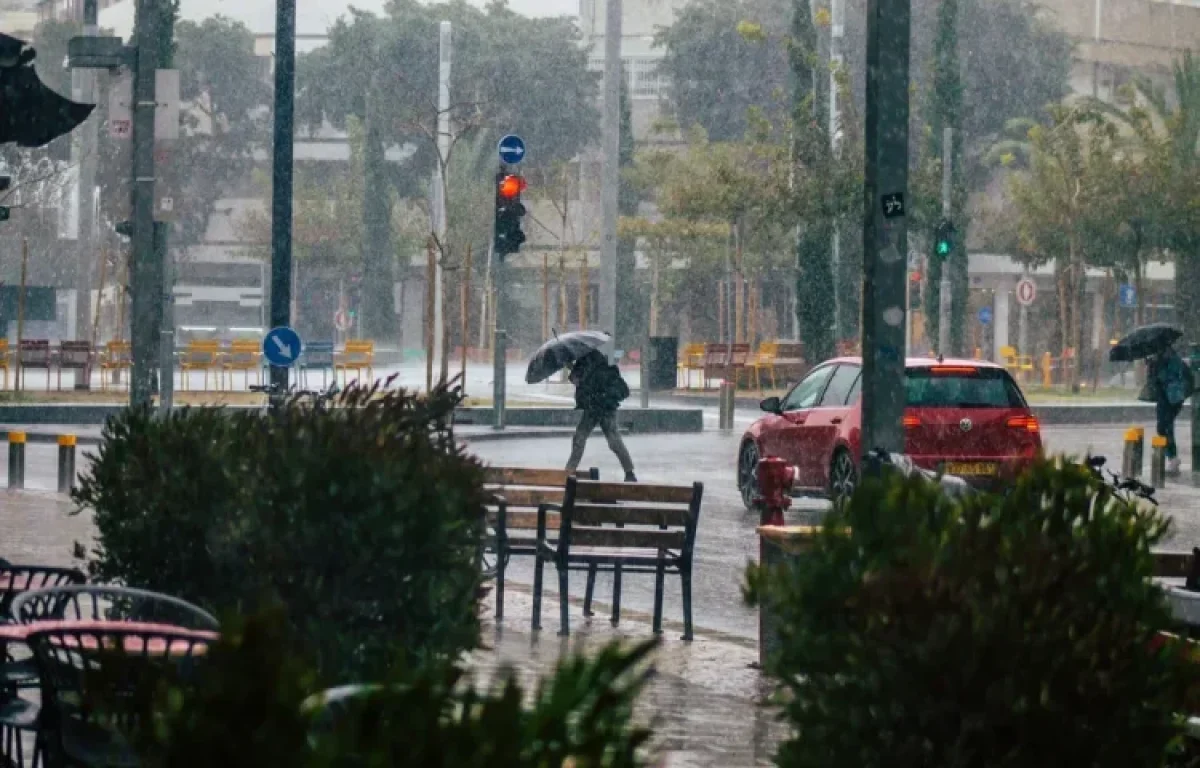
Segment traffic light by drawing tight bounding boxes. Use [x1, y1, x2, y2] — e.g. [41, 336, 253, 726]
[0, 33, 94, 148]
[934, 218, 956, 258]
[494, 171, 526, 258]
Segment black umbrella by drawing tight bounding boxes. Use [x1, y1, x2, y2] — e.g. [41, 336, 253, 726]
[1109, 323, 1183, 363]
[525, 330, 609, 384]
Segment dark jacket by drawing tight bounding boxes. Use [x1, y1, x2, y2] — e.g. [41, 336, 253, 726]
[571, 353, 630, 415]
[1152, 347, 1193, 407]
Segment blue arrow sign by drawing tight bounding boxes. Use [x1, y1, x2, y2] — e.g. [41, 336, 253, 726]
[498, 134, 526, 165]
[1119, 283, 1137, 308]
[262, 326, 302, 368]
[978, 306, 993, 326]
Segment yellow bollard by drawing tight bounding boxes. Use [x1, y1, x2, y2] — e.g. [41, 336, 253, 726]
[7, 431, 25, 489]
[1151, 435, 1168, 489]
[1041, 352, 1053, 389]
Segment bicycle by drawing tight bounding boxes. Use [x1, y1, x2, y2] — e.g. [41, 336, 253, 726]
[249, 381, 341, 412]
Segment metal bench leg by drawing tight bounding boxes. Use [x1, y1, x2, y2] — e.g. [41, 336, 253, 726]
[531, 554, 544, 632]
[557, 564, 570, 637]
[681, 567, 694, 642]
[583, 565, 597, 617]
[653, 558, 666, 635]
[610, 565, 622, 627]
[495, 549, 506, 621]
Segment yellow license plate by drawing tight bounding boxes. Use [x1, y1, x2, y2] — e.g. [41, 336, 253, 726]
[943, 462, 998, 476]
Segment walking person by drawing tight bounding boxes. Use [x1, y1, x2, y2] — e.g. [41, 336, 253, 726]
[565, 350, 637, 481]
[1148, 343, 1194, 475]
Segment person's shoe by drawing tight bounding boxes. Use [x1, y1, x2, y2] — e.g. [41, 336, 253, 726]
[1167, 458, 1182, 476]
[624, 472, 638, 483]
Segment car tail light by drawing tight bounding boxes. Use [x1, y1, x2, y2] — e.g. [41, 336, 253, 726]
[930, 366, 978, 375]
[1006, 415, 1040, 433]
[903, 416, 921, 428]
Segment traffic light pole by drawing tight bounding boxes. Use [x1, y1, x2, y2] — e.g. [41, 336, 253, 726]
[938, 126, 952, 357]
[860, 0, 911, 460]
[269, 0, 296, 398]
[72, 0, 99, 386]
[598, 0, 621, 357]
[128, 0, 160, 408]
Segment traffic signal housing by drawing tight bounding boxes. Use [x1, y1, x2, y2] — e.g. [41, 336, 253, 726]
[0, 33, 94, 148]
[494, 172, 526, 258]
[934, 218, 956, 258]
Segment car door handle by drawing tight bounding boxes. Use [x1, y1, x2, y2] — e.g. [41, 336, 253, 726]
[831, 417, 843, 425]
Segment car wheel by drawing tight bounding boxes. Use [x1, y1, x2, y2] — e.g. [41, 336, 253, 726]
[829, 449, 857, 505]
[738, 441, 761, 512]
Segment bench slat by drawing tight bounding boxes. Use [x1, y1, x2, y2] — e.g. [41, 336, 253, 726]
[1154, 551, 1195, 579]
[498, 511, 561, 530]
[485, 467, 572, 486]
[487, 487, 566, 507]
[573, 481, 695, 505]
[572, 504, 690, 527]
[568, 528, 685, 550]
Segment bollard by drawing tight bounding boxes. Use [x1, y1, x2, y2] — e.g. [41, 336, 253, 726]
[718, 381, 735, 430]
[7, 431, 25, 490]
[1151, 435, 1168, 489]
[1122, 427, 1145, 479]
[57, 434, 76, 494]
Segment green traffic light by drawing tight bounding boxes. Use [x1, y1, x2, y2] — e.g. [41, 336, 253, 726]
[936, 240, 950, 256]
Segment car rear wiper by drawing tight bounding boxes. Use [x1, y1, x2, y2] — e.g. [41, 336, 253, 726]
[950, 402, 999, 408]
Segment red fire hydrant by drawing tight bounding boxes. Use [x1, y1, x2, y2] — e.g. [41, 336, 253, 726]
[755, 456, 798, 527]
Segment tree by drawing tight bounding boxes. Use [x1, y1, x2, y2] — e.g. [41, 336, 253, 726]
[655, 0, 793, 142]
[615, 68, 645, 348]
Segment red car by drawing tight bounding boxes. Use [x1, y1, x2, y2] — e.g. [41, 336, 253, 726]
[738, 357, 1043, 508]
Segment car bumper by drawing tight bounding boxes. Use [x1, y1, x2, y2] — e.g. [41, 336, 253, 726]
[908, 456, 1037, 489]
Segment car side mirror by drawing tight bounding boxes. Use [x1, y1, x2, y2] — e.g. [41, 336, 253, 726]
[760, 396, 782, 414]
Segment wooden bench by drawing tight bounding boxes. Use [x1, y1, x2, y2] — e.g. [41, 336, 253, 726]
[483, 466, 598, 621]
[99, 341, 132, 390]
[748, 340, 808, 391]
[57, 341, 93, 390]
[533, 477, 704, 640]
[18, 340, 51, 391]
[702, 343, 750, 389]
[677, 343, 706, 389]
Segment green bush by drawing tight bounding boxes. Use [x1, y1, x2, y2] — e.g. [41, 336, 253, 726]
[117, 609, 655, 768]
[73, 383, 487, 681]
[747, 460, 1200, 768]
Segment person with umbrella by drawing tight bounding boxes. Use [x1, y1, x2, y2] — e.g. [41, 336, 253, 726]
[525, 331, 636, 481]
[1112, 323, 1195, 475]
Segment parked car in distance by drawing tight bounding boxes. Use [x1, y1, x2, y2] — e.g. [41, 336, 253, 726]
[737, 357, 1043, 508]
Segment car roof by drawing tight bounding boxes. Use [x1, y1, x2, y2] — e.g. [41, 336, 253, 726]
[824, 356, 1005, 370]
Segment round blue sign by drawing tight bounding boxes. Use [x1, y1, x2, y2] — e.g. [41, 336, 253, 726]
[977, 306, 993, 326]
[263, 326, 302, 368]
[1119, 284, 1137, 308]
[498, 134, 526, 165]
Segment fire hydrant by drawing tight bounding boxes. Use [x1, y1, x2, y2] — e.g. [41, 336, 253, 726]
[756, 455, 798, 527]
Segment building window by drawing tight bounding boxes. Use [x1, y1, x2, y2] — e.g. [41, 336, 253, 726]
[586, 54, 666, 100]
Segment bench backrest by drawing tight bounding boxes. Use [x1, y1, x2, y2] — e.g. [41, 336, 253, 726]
[756, 341, 779, 359]
[19, 340, 50, 365]
[303, 342, 335, 367]
[703, 343, 726, 366]
[59, 341, 92, 368]
[183, 340, 221, 365]
[342, 340, 374, 360]
[104, 341, 132, 366]
[557, 478, 703, 557]
[226, 340, 260, 366]
[484, 467, 598, 531]
[728, 343, 750, 366]
[773, 341, 805, 360]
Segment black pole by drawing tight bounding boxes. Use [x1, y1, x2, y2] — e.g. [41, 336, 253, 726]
[269, 0, 296, 398]
[129, 0, 159, 408]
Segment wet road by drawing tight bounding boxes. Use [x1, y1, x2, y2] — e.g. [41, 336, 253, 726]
[470, 424, 1200, 642]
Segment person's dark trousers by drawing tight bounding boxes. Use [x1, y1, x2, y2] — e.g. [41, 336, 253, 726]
[566, 410, 635, 476]
[1157, 400, 1184, 460]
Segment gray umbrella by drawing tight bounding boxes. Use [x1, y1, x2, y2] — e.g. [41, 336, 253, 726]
[525, 331, 610, 384]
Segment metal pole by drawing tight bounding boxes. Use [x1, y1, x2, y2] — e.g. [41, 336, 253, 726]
[129, 0, 160, 407]
[158, 222, 174, 414]
[640, 336, 650, 408]
[598, 0, 621, 357]
[15, 239, 27, 392]
[73, 0, 99, 382]
[934, 127, 951, 356]
[269, 0, 296, 400]
[860, 0, 912, 458]
[493, 248, 506, 427]
[829, 0, 844, 343]
[434, 20, 451, 383]
[7, 432, 25, 490]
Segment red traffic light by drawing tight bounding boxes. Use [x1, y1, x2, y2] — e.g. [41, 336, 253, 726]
[498, 174, 526, 199]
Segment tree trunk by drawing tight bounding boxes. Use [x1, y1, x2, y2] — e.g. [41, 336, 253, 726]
[1176, 241, 1200, 346]
[579, 255, 588, 330]
[649, 252, 660, 336]
[361, 84, 393, 342]
[425, 239, 436, 392]
[558, 253, 568, 329]
[461, 245, 472, 384]
[541, 251, 549, 341]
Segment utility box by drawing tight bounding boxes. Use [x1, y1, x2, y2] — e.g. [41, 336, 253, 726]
[647, 336, 678, 391]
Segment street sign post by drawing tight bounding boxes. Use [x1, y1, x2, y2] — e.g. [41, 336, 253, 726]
[497, 134, 526, 165]
[1119, 284, 1137, 308]
[263, 325, 302, 368]
[334, 309, 352, 333]
[1016, 277, 1037, 307]
[978, 306, 992, 326]
[108, 70, 180, 141]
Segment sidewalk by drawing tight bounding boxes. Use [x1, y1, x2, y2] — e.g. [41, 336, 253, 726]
[473, 587, 784, 767]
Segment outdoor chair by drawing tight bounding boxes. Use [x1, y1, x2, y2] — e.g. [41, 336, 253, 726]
[222, 340, 263, 391]
[28, 625, 213, 768]
[0, 566, 86, 626]
[334, 340, 374, 386]
[98, 342, 132, 391]
[179, 340, 222, 391]
[17, 340, 52, 391]
[0, 340, 11, 389]
[299, 341, 335, 389]
[11, 586, 219, 632]
[57, 342, 93, 391]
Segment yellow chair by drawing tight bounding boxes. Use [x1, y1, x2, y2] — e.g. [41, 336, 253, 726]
[334, 340, 375, 385]
[223, 340, 263, 390]
[1001, 345, 1034, 382]
[0, 339, 10, 389]
[748, 341, 780, 391]
[180, 340, 223, 391]
[99, 341, 132, 391]
[677, 343, 706, 389]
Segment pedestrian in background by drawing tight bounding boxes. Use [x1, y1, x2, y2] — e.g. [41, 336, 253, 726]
[1148, 342, 1194, 475]
[565, 349, 637, 481]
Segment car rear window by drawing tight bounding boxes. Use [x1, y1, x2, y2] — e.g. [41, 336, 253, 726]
[905, 366, 1028, 408]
